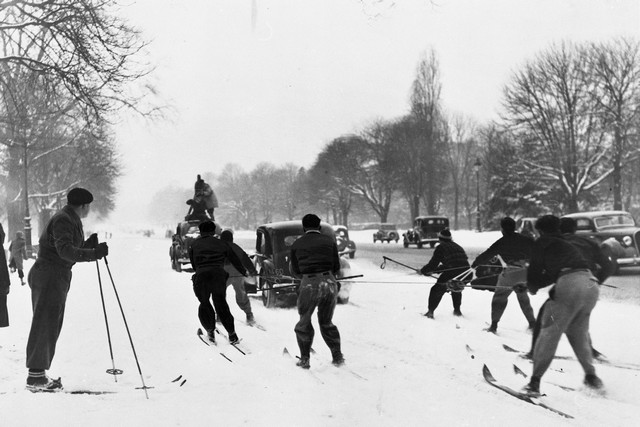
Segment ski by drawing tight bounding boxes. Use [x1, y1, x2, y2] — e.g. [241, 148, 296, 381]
[482, 364, 574, 419]
[197, 328, 233, 362]
[245, 321, 267, 331]
[512, 364, 575, 392]
[282, 347, 324, 384]
[503, 344, 640, 371]
[215, 328, 250, 355]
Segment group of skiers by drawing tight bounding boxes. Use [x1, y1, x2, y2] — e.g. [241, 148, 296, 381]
[419, 215, 612, 397]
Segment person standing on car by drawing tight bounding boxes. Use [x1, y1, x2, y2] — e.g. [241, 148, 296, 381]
[189, 221, 247, 344]
[220, 229, 258, 325]
[420, 228, 470, 319]
[518, 215, 602, 396]
[472, 217, 536, 333]
[194, 175, 219, 220]
[290, 214, 343, 369]
[9, 231, 28, 286]
[25, 188, 109, 392]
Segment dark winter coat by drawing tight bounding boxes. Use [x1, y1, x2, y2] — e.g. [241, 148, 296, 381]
[0, 223, 11, 327]
[421, 240, 470, 283]
[9, 236, 27, 270]
[188, 234, 247, 275]
[290, 230, 341, 276]
[472, 232, 534, 267]
[563, 234, 614, 283]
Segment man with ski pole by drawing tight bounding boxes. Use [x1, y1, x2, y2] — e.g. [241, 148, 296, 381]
[289, 214, 344, 369]
[25, 188, 109, 392]
[472, 217, 536, 333]
[419, 228, 470, 319]
[515, 215, 603, 396]
[189, 221, 247, 345]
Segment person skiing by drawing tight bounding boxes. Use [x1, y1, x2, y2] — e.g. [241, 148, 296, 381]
[0, 222, 11, 328]
[25, 188, 109, 392]
[472, 217, 536, 333]
[420, 228, 470, 318]
[524, 216, 614, 360]
[9, 231, 28, 286]
[219, 229, 258, 324]
[290, 214, 343, 369]
[194, 175, 218, 220]
[517, 215, 602, 396]
[188, 221, 247, 344]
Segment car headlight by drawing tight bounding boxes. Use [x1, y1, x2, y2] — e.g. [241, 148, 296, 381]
[622, 236, 633, 247]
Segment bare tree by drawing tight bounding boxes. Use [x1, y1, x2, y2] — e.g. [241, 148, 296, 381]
[590, 37, 640, 210]
[502, 41, 611, 213]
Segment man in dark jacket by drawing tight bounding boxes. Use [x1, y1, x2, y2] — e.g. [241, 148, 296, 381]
[26, 188, 109, 392]
[420, 228, 470, 319]
[472, 217, 536, 333]
[290, 214, 343, 369]
[220, 229, 258, 324]
[520, 215, 602, 396]
[189, 221, 247, 344]
[0, 222, 11, 328]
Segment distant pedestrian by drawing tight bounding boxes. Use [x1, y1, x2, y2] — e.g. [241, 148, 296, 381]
[189, 221, 247, 344]
[472, 217, 536, 333]
[518, 215, 602, 396]
[220, 229, 258, 324]
[420, 228, 470, 318]
[25, 188, 109, 392]
[0, 222, 11, 328]
[9, 231, 28, 286]
[290, 214, 344, 369]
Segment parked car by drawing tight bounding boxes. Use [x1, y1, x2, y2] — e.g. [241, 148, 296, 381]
[516, 217, 540, 240]
[562, 210, 640, 274]
[253, 221, 353, 307]
[403, 216, 449, 248]
[373, 223, 400, 243]
[334, 225, 356, 258]
[169, 220, 201, 272]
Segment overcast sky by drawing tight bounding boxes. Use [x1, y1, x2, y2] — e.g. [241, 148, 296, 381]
[111, 0, 640, 223]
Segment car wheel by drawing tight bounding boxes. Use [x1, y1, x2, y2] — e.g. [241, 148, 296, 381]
[174, 256, 182, 272]
[389, 232, 398, 241]
[260, 274, 277, 308]
[349, 252, 355, 259]
[417, 241, 423, 249]
[430, 242, 436, 248]
[403, 240, 409, 248]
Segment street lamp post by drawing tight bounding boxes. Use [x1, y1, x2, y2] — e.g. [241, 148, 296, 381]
[473, 158, 482, 232]
[22, 143, 33, 258]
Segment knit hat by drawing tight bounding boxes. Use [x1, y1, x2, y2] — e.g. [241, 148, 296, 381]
[198, 220, 217, 234]
[302, 214, 321, 229]
[438, 228, 452, 241]
[67, 188, 94, 206]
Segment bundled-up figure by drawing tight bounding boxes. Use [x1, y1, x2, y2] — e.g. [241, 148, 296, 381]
[189, 221, 247, 345]
[220, 229, 258, 324]
[472, 217, 536, 333]
[194, 175, 218, 220]
[9, 231, 28, 286]
[520, 215, 602, 396]
[420, 228, 470, 318]
[290, 214, 344, 369]
[0, 223, 10, 328]
[26, 188, 109, 392]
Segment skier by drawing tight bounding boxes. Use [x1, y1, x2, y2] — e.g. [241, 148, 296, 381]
[420, 228, 470, 318]
[290, 213, 344, 369]
[0, 222, 10, 328]
[9, 231, 28, 286]
[472, 217, 536, 333]
[524, 216, 614, 360]
[219, 229, 258, 324]
[517, 215, 602, 396]
[194, 175, 218, 220]
[188, 221, 247, 344]
[25, 188, 109, 392]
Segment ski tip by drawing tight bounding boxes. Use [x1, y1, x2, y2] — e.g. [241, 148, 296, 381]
[171, 375, 183, 383]
[482, 364, 496, 381]
[282, 347, 290, 356]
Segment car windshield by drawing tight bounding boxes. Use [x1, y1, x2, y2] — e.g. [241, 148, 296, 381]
[595, 214, 636, 229]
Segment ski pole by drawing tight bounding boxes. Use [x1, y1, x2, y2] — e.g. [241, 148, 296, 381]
[103, 256, 150, 399]
[95, 260, 122, 382]
[380, 256, 419, 272]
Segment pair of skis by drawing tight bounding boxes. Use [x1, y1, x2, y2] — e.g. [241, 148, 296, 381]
[196, 328, 249, 362]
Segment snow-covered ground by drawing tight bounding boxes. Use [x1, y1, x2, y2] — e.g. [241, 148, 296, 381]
[1, 229, 639, 426]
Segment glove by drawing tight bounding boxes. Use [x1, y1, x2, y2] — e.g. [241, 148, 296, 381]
[95, 242, 109, 259]
[86, 233, 99, 249]
[512, 282, 528, 293]
[420, 266, 431, 276]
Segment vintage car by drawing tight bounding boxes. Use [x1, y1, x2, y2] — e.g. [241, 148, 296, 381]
[253, 221, 353, 307]
[169, 220, 201, 272]
[562, 210, 640, 274]
[373, 223, 400, 243]
[403, 216, 449, 248]
[335, 225, 356, 258]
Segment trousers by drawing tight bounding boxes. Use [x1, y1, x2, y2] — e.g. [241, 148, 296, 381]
[193, 267, 235, 335]
[491, 265, 536, 326]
